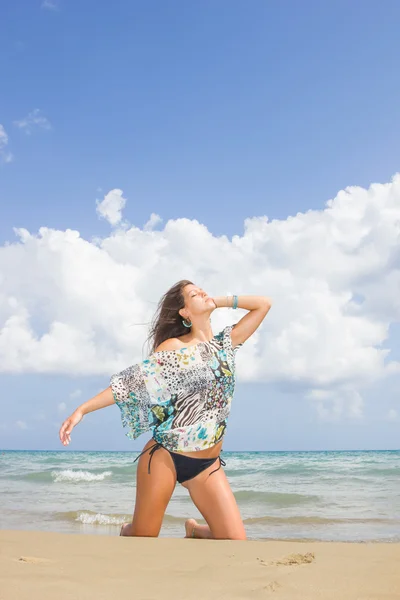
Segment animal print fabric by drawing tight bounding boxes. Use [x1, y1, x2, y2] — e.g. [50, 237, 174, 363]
[110, 325, 243, 451]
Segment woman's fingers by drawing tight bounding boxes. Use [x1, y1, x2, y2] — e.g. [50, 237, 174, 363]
[59, 418, 72, 445]
[59, 420, 66, 442]
[59, 411, 83, 446]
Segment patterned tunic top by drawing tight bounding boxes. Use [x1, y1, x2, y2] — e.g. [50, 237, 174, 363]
[110, 325, 243, 452]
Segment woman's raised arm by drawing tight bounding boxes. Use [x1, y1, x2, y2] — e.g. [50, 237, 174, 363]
[59, 386, 115, 446]
[212, 295, 272, 347]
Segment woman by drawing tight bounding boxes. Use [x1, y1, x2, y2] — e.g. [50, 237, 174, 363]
[59, 280, 271, 540]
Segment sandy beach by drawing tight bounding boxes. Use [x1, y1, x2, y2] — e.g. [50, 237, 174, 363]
[0, 530, 399, 600]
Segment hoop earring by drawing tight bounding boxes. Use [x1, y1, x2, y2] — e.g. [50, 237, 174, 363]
[182, 318, 192, 328]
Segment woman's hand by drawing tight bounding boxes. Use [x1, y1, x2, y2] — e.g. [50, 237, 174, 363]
[59, 410, 83, 446]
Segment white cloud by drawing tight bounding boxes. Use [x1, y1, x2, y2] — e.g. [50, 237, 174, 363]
[387, 409, 398, 422]
[70, 389, 82, 399]
[0, 124, 13, 163]
[14, 109, 51, 135]
[1, 176, 400, 419]
[96, 189, 127, 226]
[58, 402, 67, 413]
[41, 0, 58, 10]
[16, 420, 28, 430]
[307, 389, 364, 420]
[144, 213, 162, 231]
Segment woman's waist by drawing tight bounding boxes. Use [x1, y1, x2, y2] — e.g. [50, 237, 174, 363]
[152, 436, 223, 458]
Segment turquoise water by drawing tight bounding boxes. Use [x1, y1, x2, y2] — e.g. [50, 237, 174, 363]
[1, 449, 399, 541]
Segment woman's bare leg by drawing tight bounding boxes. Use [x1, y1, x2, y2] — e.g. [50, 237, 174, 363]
[121, 438, 176, 537]
[182, 462, 246, 540]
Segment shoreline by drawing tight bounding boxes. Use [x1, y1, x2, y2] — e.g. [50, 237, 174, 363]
[4, 525, 400, 544]
[1, 529, 399, 599]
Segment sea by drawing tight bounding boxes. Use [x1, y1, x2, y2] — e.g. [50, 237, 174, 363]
[1, 449, 399, 542]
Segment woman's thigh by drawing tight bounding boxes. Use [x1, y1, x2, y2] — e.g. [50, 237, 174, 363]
[131, 439, 177, 537]
[183, 463, 246, 540]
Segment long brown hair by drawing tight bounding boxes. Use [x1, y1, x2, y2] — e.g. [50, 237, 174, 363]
[146, 279, 194, 354]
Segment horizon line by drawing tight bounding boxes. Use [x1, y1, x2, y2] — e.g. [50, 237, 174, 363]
[1, 448, 399, 453]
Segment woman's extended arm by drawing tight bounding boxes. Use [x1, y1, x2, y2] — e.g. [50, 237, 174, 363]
[212, 294, 272, 347]
[59, 386, 115, 446]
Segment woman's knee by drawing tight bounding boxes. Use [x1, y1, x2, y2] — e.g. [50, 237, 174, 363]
[121, 522, 160, 537]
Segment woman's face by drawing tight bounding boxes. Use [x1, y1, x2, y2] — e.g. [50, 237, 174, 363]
[182, 284, 214, 317]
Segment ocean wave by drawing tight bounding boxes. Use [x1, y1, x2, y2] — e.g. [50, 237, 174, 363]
[243, 516, 400, 525]
[76, 512, 125, 525]
[223, 468, 260, 477]
[54, 510, 400, 528]
[4, 470, 54, 483]
[103, 465, 137, 477]
[55, 510, 128, 525]
[52, 470, 112, 483]
[362, 467, 400, 476]
[5, 469, 114, 483]
[234, 490, 320, 507]
[56, 511, 188, 525]
[262, 465, 327, 475]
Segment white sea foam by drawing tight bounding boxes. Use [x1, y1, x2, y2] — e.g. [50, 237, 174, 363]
[52, 469, 112, 483]
[76, 512, 124, 525]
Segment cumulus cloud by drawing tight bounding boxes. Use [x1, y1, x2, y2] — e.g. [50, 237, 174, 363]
[307, 389, 364, 421]
[58, 402, 67, 413]
[96, 188, 127, 226]
[0, 124, 13, 163]
[16, 420, 28, 430]
[1, 175, 400, 418]
[144, 213, 163, 231]
[14, 109, 51, 135]
[70, 389, 82, 399]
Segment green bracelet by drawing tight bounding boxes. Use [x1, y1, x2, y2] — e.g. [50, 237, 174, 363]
[232, 295, 238, 309]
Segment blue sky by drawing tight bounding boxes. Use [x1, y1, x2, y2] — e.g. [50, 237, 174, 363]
[1, 0, 400, 451]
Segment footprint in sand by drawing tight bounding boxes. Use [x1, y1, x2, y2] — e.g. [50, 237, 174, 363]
[18, 556, 53, 565]
[257, 552, 315, 567]
[275, 552, 315, 566]
[263, 580, 282, 592]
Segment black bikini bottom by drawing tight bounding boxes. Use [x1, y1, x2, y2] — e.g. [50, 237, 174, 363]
[134, 440, 226, 484]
